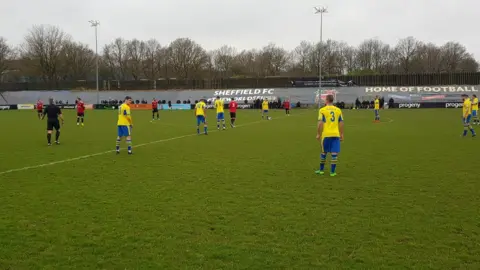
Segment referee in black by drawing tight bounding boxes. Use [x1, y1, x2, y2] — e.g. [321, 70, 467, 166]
[41, 98, 64, 146]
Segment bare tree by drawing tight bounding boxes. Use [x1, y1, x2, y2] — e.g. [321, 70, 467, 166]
[126, 39, 146, 80]
[213, 45, 237, 77]
[256, 43, 289, 76]
[168, 38, 208, 79]
[60, 41, 95, 80]
[440, 42, 470, 72]
[412, 43, 443, 73]
[232, 49, 257, 76]
[21, 25, 70, 88]
[293, 41, 313, 74]
[0, 37, 14, 79]
[341, 45, 357, 74]
[395, 37, 420, 73]
[142, 39, 162, 80]
[103, 38, 129, 80]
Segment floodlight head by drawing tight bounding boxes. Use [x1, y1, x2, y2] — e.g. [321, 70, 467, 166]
[89, 20, 100, 27]
[314, 6, 328, 14]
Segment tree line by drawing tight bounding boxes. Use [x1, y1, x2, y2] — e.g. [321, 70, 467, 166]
[0, 25, 478, 87]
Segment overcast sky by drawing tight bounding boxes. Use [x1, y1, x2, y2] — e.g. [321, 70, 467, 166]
[1, 0, 478, 58]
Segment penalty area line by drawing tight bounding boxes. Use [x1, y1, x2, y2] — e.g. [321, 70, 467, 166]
[0, 113, 303, 176]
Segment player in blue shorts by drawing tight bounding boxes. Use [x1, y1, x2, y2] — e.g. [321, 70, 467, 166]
[214, 96, 226, 130]
[315, 94, 344, 176]
[462, 94, 476, 137]
[472, 94, 479, 125]
[116, 96, 133, 155]
[261, 99, 269, 120]
[195, 99, 208, 135]
[374, 96, 380, 122]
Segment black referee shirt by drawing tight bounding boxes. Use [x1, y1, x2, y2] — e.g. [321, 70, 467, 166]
[43, 105, 62, 120]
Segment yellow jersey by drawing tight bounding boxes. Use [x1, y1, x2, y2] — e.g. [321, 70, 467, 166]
[463, 99, 472, 116]
[472, 98, 479, 111]
[195, 101, 206, 116]
[318, 105, 343, 138]
[117, 103, 132, 126]
[374, 99, 380, 110]
[262, 101, 269, 110]
[214, 99, 224, 113]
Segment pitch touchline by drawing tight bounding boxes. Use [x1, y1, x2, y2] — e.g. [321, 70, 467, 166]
[0, 113, 307, 176]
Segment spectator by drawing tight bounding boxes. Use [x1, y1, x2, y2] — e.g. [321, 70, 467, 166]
[355, 98, 361, 109]
[389, 97, 394, 108]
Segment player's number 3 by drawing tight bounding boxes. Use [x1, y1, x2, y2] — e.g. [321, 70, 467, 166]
[330, 111, 335, 121]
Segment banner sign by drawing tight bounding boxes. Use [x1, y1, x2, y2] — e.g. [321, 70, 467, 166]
[1, 85, 479, 105]
[210, 89, 277, 102]
[366, 86, 479, 93]
[0, 105, 11, 110]
[17, 104, 34, 110]
[394, 102, 464, 108]
[130, 104, 151, 110]
[57, 105, 76, 109]
[398, 103, 421, 108]
[159, 104, 191, 110]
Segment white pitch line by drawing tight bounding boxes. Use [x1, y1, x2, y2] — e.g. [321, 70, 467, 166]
[0, 113, 306, 176]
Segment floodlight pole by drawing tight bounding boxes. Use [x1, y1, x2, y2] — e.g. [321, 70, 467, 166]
[315, 7, 327, 95]
[89, 20, 100, 104]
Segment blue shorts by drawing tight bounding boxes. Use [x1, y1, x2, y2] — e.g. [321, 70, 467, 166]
[263, 110, 269, 113]
[473, 110, 478, 117]
[464, 115, 472, 124]
[322, 137, 340, 153]
[196, 115, 205, 125]
[217, 112, 224, 120]
[374, 109, 379, 116]
[117, 126, 131, 137]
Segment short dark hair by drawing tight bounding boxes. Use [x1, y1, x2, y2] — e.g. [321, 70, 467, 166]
[326, 94, 334, 103]
[231, 98, 235, 100]
[473, 94, 477, 97]
[125, 96, 132, 100]
[216, 96, 220, 99]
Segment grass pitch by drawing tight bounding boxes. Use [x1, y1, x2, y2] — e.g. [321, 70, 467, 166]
[0, 108, 479, 269]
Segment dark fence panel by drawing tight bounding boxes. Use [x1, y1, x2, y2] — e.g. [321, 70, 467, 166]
[1, 73, 479, 91]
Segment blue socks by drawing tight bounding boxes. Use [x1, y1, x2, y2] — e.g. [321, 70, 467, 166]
[331, 154, 338, 174]
[320, 153, 326, 171]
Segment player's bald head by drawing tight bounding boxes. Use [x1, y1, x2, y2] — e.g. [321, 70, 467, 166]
[49, 97, 54, 104]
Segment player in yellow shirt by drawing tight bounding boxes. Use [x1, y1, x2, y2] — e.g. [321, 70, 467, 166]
[214, 96, 226, 130]
[116, 96, 133, 155]
[462, 94, 476, 137]
[374, 96, 380, 122]
[472, 94, 479, 125]
[262, 99, 270, 120]
[315, 94, 344, 176]
[195, 99, 208, 135]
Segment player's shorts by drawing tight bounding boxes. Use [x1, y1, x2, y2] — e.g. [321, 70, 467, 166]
[77, 112, 85, 117]
[230, 112, 236, 119]
[47, 119, 60, 131]
[117, 125, 131, 137]
[152, 108, 158, 113]
[473, 110, 478, 117]
[217, 112, 224, 120]
[196, 115, 206, 125]
[263, 110, 269, 113]
[464, 115, 472, 124]
[322, 137, 341, 153]
[37, 109, 42, 113]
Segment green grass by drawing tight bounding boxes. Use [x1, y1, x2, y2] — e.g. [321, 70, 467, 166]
[0, 108, 479, 269]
